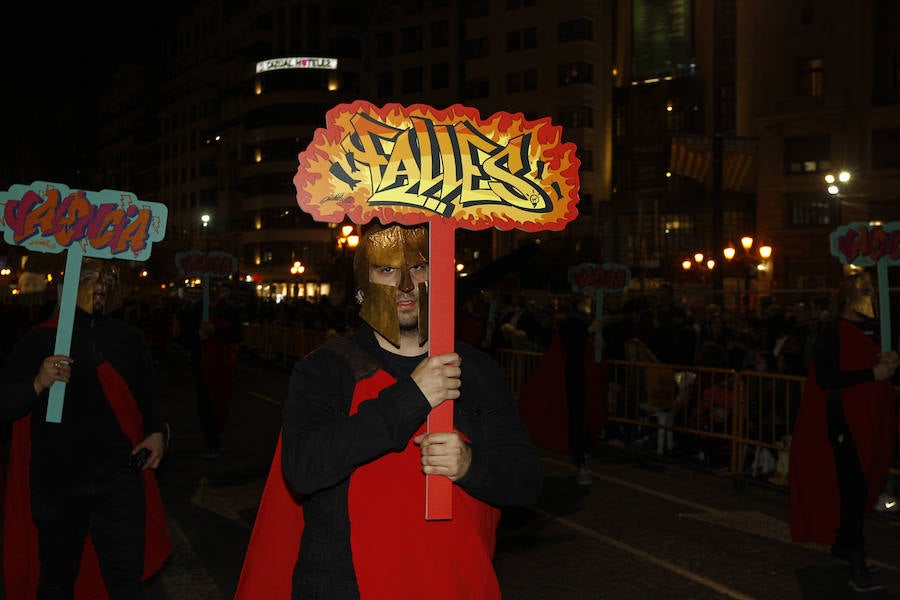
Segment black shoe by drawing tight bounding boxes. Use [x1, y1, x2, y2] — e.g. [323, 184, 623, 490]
[831, 544, 879, 574]
[848, 572, 883, 593]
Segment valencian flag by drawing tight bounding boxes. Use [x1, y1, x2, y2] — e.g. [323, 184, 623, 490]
[669, 134, 711, 184]
[722, 137, 758, 193]
[669, 135, 758, 192]
[296, 100, 580, 518]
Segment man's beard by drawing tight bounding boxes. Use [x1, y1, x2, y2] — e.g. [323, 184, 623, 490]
[397, 293, 419, 336]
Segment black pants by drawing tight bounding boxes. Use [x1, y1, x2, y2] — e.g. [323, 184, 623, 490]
[196, 379, 222, 452]
[31, 476, 146, 600]
[827, 392, 868, 563]
[565, 360, 589, 466]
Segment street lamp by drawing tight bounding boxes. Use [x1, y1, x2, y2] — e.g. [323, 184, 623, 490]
[289, 260, 305, 299]
[337, 224, 360, 250]
[722, 235, 774, 316]
[825, 170, 852, 195]
[200, 213, 211, 251]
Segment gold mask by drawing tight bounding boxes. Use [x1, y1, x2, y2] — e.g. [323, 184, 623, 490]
[840, 271, 877, 320]
[74, 258, 121, 316]
[353, 224, 429, 347]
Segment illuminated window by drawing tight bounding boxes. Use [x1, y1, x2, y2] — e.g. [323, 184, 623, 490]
[559, 63, 593, 86]
[784, 135, 831, 174]
[796, 57, 824, 98]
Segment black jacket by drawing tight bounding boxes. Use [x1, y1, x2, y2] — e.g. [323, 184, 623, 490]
[0, 310, 164, 491]
[280, 324, 542, 598]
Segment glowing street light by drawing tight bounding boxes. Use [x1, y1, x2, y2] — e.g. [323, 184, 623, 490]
[824, 170, 852, 195]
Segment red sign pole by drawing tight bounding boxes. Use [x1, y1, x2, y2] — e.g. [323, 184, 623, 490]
[425, 219, 455, 520]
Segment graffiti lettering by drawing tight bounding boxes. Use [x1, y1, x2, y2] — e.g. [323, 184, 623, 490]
[569, 263, 630, 293]
[333, 113, 554, 217]
[176, 251, 237, 278]
[834, 225, 900, 265]
[3, 190, 153, 255]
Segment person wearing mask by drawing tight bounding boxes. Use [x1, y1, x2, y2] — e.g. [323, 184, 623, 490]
[235, 223, 542, 599]
[790, 269, 898, 593]
[0, 258, 170, 599]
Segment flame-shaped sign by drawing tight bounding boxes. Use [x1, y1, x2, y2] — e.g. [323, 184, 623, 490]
[176, 250, 238, 278]
[0, 181, 167, 260]
[295, 101, 581, 520]
[295, 101, 580, 231]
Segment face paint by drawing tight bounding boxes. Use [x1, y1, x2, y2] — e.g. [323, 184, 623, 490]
[73, 259, 121, 316]
[353, 224, 429, 347]
[76, 271, 98, 314]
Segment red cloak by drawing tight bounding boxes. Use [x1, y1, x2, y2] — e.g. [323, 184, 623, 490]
[235, 369, 501, 599]
[517, 332, 609, 454]
[789, 319, 898, 544]
[2, 358, 171, 599]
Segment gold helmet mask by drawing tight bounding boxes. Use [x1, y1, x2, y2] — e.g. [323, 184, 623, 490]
[840, 268, 877, 320]
[75, 258, 122, 316]
[353, 224, 429, 348]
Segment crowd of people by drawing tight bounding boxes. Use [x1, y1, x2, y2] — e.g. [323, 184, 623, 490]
[1, 250, 897, 596]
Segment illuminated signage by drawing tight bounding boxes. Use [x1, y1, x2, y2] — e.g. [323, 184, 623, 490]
[256, 56, 338, 73]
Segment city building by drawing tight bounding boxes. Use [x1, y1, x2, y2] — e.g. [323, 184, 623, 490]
[5, 0, 898, 306]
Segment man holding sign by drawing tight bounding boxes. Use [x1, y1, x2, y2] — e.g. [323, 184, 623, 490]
[0, 258, 170, 599]
[236, 223, 542, 599]
[790, 269, 898, 593]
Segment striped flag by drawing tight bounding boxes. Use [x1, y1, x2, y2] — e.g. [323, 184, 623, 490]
[669, 135, 712, 184]
[723, 137, 758, 192]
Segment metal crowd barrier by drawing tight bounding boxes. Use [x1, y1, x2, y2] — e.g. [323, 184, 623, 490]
[242, 323, 330, 362]
[494, 348, 900, 481]
[238, 334, 898, 481]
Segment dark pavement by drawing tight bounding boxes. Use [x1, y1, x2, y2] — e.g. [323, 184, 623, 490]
[6, 347, 900, 599]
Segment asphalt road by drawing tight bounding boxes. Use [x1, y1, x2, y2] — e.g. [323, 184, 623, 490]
[5, 347, 900, 599]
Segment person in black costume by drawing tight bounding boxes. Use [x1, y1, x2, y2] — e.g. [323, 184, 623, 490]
[790, 270, 897, 593]
[235, 223, 543, 599]
[558, 294, 601, 485]
[0, 258, 168, 599]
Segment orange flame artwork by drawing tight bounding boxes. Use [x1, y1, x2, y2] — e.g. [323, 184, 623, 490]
[295, 101, 581, 232]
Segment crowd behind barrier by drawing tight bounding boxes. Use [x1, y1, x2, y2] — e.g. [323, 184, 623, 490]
[2, 284, 898, 486]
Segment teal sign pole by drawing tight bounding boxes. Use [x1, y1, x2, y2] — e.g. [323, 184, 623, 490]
[0, 182, 168, 422]
[830, 222, 899, 352]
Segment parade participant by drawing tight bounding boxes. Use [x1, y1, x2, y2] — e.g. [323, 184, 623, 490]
[790, 269, 898, 593]
[518, 294, 607, 486]
[235, 223, 543, 599]
[0, 258, 170, 599]
[195, 284, 243, 457]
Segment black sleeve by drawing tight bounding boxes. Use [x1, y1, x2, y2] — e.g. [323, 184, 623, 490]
[281, 348, 432, 496]
[0, 328, 51, 422]
[103, 320, 166, 437]
[453, 346, 543, 507]
[812, 323, 874, 390]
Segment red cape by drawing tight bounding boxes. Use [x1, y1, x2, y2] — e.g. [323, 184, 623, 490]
[201, 335, 237, 428]
[789, 319, 898, 544]
[517, 332, 608, 454]
[2, 354, 171, 599]
[235, 369, 501, 599]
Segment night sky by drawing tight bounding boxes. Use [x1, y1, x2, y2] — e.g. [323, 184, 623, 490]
[1, 3, 184, 187]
